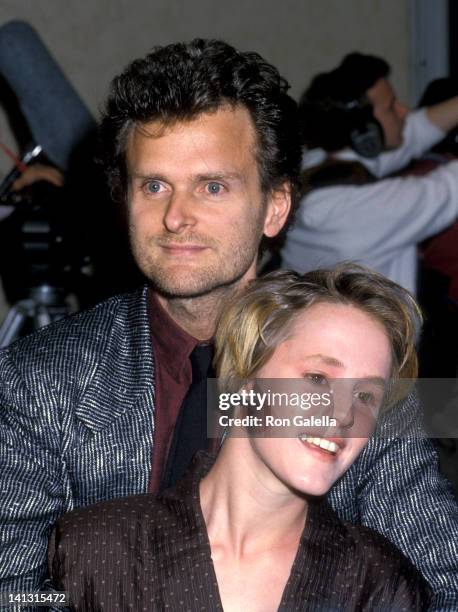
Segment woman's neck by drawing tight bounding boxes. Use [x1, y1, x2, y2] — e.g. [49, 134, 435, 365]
[200, 438, 308, 559]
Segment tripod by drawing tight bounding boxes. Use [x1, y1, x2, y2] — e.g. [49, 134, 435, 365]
[0, 283, 71, 348]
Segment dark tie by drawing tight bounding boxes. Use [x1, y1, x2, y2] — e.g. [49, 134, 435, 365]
[161, 344, 214, 490]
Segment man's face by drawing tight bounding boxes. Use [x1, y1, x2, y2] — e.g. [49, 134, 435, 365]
[126, 106, 289, 298]
[366, 77, 409, 149]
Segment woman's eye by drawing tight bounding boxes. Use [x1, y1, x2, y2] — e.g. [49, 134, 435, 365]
[306, 373, 328, 386]
[146, 181, 163, 194]
[206, 182, 224, 195]
[355, 390, 383, 410]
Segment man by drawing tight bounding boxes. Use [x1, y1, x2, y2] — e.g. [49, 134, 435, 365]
[0, 40, 456, 611]
[281, 52, 458, 296]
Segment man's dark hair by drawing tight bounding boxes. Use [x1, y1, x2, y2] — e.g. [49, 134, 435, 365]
[98, 38, 301, 236]
[299, 52, 390, 151]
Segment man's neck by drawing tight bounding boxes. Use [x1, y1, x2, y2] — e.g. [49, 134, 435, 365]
[156, 282, 250, 341]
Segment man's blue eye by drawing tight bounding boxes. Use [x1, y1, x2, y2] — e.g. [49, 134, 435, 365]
[147, 181, 161, 193]
[207, 182, 222, 194]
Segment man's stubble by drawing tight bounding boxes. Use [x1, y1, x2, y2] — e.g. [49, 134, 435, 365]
[128, 208, 266, 300]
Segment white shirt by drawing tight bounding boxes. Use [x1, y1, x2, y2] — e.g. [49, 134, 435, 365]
[281, 109, 458, 295]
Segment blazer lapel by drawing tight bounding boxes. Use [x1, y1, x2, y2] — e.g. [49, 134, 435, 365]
[75, 286, 155, 433]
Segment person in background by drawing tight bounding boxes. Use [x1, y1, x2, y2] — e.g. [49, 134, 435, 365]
[410, 78, 458, 305]
[403, 78, 458, 494]
[281, 53, 458, 296]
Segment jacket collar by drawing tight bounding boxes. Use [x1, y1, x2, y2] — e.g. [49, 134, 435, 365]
[75, 286, 155, 432]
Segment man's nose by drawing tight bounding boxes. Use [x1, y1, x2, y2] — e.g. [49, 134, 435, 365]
[163, 191, 197, 233]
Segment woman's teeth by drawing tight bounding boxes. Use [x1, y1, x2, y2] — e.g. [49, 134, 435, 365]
[300, 435, 339, 454]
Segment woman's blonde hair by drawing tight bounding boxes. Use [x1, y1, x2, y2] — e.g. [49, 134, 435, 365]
[215, 263, 422, 406]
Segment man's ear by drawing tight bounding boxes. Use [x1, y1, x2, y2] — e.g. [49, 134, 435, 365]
[263, 182, 292, 238]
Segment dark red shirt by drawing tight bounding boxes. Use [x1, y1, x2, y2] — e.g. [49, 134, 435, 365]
[147, 289, 198, 492]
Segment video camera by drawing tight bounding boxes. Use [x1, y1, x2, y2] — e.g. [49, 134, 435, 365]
[0, 145, 92, 301]
[0, 20, 97, 344]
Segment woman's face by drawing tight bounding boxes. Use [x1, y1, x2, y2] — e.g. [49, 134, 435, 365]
[248, 301, 393, 497]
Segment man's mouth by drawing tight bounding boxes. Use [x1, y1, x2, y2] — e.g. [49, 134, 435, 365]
[159, 243, 208, 254]
[298, 434, 342, 455]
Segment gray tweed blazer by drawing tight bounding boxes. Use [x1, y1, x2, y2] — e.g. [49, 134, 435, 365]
[0, 286, 457, 610]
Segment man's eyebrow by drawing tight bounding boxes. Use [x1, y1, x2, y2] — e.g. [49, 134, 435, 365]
[130, 171, 246, 183]
[130, 172, 167, 181]
[193, 172, 245, 182]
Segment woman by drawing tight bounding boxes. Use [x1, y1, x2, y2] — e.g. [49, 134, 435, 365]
[48, 264, 430, 611]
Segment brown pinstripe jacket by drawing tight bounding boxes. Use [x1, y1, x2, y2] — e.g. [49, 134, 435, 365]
[48, 453, 430, 611]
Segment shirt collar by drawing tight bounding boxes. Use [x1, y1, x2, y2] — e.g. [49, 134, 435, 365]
[148, 288, 199, 375]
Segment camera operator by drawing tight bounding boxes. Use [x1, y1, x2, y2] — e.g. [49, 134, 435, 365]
[281, 53, 458, 296]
